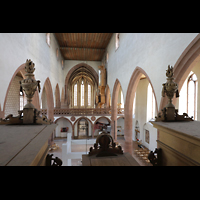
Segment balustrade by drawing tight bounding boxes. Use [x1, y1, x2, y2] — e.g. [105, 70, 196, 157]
[40, 108, 124, 116]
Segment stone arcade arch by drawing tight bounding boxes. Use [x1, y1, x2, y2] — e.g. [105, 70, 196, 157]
[124, 66, 158, 154]
[73, 116, 94, 138]
[111, 79, 123, 141]
[54, 117, 73, 138]
[2, 63, 40, 118]
[159, 33, 200, 111]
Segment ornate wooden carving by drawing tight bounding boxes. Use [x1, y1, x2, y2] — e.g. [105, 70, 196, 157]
[89, 131, 123, 157]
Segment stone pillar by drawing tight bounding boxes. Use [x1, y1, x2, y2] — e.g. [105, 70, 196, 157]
[124, 112, 133, 155]
[91, 123, 94, 138]
[47, 108, 54, 122]
[72, 125, 74, 139]
[111, 106, 117, 142]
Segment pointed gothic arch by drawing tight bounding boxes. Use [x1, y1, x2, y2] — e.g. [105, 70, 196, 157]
[73, 116, 94, 138]
[111, 79, 122, 141]
[64, 63, 99, 108]
[124, 66, 158, 154]
[2, 63, 40, 118]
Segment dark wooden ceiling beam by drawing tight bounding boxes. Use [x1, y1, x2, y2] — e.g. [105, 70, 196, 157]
[59, 47, 105, 51]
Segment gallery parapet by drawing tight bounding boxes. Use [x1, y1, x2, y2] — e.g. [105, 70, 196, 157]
[41, 108, 124, 116]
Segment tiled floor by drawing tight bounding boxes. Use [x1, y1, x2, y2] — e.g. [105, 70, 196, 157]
[48, 136, 151, 166]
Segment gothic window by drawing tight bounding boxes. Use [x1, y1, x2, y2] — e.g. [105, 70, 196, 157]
[88, 84, 91, 106]
[121, 89, 124, 108]
[116, 33, 120, 50]
[46, 33, 50, 47]
[147, 83, 156, 121]
[187, 73, 198, 120]
[20, 91, 27, 110]
[74, 84, 77, 107]
[133, 92, 136, 117]
[20, 91, 24, 110]
[81, 82, 84, 106]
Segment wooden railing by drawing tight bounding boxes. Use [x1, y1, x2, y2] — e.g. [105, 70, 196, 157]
[40, 108, 124, 116]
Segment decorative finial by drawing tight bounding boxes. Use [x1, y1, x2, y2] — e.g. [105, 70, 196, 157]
[25, 59, 35, 74]
[155, 65, 193, 122]
[166, 65, 174, 78]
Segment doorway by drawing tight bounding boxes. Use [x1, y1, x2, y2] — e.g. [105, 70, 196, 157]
[78, 118, 88, 138]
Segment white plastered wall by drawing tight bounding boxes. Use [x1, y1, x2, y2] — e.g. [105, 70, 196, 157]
[104, 33, 198, 109]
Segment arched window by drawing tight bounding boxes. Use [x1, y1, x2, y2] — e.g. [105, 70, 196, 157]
[20, 91, 27, 110]
[74, 83, 77, 107]
[88, 84, 91, 106]
[69, 66, 98, 109]
[147, 83, 155, 122]
[81, 81, 84, 106]
[20, 91, 24, 110]
[121, 89, 124, 108]
[187, 73, 198, 120]
[133, 92, 136, 117]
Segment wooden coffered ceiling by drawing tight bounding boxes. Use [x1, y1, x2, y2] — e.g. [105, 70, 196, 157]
[54, 33, 113, 61]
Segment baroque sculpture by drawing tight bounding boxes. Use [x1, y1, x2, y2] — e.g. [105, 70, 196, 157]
[20, 59, 41, 109]
[89, 131, 123, 157]
[155, 65, 193, 122]
[0, 59, 52, 125]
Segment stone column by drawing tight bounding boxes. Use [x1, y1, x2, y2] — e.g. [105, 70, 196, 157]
[124, 112, 133, 155]
[91, 123, 94, 138]
[111, 106, 117, 142]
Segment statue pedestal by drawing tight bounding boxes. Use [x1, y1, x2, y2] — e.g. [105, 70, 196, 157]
[23, 108, 35, 124]
[165, 106, 175, 121]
